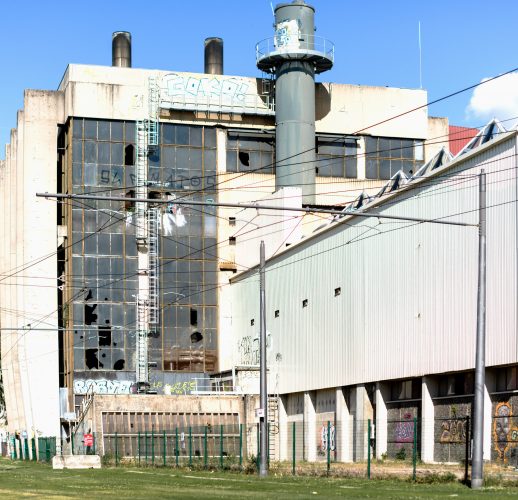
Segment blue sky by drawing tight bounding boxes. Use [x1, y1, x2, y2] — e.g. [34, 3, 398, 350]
[1, 0, 518, 157]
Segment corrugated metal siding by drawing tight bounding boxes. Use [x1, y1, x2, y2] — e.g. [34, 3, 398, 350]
[231, 135, 518, 395]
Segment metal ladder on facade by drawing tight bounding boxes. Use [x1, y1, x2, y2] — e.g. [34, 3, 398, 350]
[136, 295, 148, 387]
[147, 76, 160, 147]
[135, 119, 148, 241]
[147, 207, 160, 327]
[268, 394, 279, 460]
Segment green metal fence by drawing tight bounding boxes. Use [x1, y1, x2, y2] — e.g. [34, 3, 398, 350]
[37, 437, 56, 463]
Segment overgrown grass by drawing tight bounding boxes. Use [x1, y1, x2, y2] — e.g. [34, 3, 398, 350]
[2, 458, 518, 499]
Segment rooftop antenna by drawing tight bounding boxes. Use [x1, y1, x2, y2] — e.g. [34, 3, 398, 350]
[418, 21, 423, 89]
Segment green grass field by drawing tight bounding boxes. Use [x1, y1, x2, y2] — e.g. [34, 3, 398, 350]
[1, 459, 518, 499]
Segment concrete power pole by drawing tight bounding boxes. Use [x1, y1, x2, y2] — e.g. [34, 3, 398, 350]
[471, 169, 487, 489]
[259, 240, 268, 477]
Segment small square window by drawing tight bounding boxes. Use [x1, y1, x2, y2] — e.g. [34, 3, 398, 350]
[274, 310, 280, 318]
[334, 287, 341, 297]
[302, 299, 308, 308]
[229, 236, 236, 246]
[250, 319, 255, 326]
[229, 217, 236, 226]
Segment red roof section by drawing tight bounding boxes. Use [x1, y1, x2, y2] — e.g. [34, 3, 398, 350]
[449, 125, 479, 156]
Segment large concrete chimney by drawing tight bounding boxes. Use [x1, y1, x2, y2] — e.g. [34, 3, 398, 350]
[204, 37, 224, 75]
[257, 1, 333, 204]
[112, 31, 132, 68]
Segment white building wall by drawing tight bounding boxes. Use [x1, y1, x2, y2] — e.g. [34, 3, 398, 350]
[230, 134, 518, 395]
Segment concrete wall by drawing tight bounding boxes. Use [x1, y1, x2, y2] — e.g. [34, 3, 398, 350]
[0, 90, 63, 438]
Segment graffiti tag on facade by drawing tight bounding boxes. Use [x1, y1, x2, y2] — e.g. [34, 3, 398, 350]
[161, 73, 250, 109]
[319, 424, 336, 453]
[493, 401, 518, 462]
[74, 379, 132, 395]
[439, 419, 467, 443]
[394, 420, 414, 443]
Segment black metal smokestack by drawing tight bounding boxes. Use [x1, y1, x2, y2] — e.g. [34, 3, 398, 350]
[112, 31, 132, 68]
[204, 37, 223, 75]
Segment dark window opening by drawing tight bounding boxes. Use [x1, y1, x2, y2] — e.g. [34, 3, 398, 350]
[190, 331, 203, 343]
[334, 287, 341, 297]
[113, 359, 125, 370]
[302, 299, 308, 308]
[84, 303, 98, 325]
[229, 236, 236, 246]
[229, 217, 236, 226]
[124, 144, 135, 166]
[274, 310, 280, 318]
[85, 349, 102, 369]
[238, 152, 250, 166]
[250, 319, 255, 326]
[125, 190, 135, 211]
[190, 308, 198, 326]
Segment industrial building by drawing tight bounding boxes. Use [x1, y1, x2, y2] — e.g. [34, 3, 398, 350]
[3, 1, 512, 465]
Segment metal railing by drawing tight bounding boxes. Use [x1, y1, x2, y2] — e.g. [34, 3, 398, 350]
[255, 35, 335, 63]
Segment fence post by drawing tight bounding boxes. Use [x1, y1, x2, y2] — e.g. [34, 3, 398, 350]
[412, 417, 418, 482]
[239, 424, 243, 470]
[71, 433, 75, 456]
[32, 438, 36, 461]
[220, 424, 224, 470]
[204, 426, 208, 469]
[138, 432, 141, 465]
[115, 432, 118, 466]
[145, 431, 148, 464]
[152, 429, 155, 466]
[367, 419, 371, 479]
[327, 421, 331, 476]
[256, 423, 260, 472]
[267, 422, 270, 467]
[93, 434, 96, 455]
[46, 439, 50, 462]
[464, 416, 470, 484]
[292, 421, 296, 475]
[189, 427, 192, 468]
[24, 438, 29, 460]
[175, 428, 179, 468]
[163, 430, 166, 467]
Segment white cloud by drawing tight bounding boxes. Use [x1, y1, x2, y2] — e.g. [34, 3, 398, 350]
[466, 72, 518, 128]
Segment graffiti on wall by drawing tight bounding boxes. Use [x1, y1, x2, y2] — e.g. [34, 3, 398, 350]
[161, 73, 251, 108]
[319, 424, 336, 453]
[74, 379, 132, 395]
[238, 334, 272, 366]
[493, 401, 518, 462]
[439, 419, 467, 443]
[394, 414, 415, 443]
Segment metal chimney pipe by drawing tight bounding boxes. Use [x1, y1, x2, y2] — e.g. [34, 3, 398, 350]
[256, 2, 333, 204]
[204, 37, 223, 75]
[112, 31, 132, 68]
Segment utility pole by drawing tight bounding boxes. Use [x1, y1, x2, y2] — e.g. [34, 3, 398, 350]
[259, 240, 268, 477]
[471, 169, 486, 489]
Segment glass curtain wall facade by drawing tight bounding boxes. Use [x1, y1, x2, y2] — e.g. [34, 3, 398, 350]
[65, 118, 217, 393]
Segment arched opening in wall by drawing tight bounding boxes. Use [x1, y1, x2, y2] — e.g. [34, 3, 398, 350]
[125, 144, 135, 166]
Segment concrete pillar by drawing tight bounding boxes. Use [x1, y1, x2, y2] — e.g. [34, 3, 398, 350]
[336, 387, 353, 462]
[375, 382, 389, 460]
[421, 376, 436, 463]
[278, 395, 288, 461]
[352, 384, 373, 461]
[483, 371, 495, 461]
[304, 392, 316, 461]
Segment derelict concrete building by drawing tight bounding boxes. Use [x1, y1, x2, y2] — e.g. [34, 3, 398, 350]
[0, 1, 450, 450]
